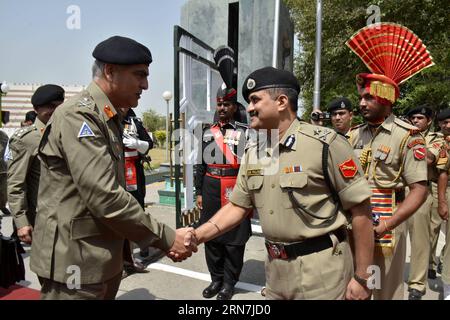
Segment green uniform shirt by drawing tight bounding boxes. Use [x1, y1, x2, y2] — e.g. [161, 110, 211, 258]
[230, 119, 372, 242]
[348, 114, 427, 188]
[7, 119, 45, 228]
[30, 82, 175, 284]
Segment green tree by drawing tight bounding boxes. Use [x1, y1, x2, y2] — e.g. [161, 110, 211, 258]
[154, 130, 167, 148]
[284, 0, 450, 124]
[142, 109, 166, 133]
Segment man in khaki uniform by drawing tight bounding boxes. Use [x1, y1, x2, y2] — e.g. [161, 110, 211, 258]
[184, 67, 375, 300]
[30, 36, 195, 300]
[328, 97, 353, 136]
[7, 85, 65, 244]
[346, 23, 432, 300]
[435, 109, 450, 300]
[406, 106, 447, 299]
[0, 129, 10, 216]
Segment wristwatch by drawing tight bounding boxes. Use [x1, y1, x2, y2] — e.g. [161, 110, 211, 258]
[354, 273, 369, 289]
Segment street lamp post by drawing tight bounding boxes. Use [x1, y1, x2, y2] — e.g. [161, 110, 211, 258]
[0, 82, 10, 128]
[162, 91, 173, 162]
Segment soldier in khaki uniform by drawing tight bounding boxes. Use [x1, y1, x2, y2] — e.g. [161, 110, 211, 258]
[0, 129, 10, 216]
[30, 36, 196, 300]
[406, 106, 447, 299]
[184, 67, 375, 300]
[435, 109, 450, 300]
[7, 85, 65, 244]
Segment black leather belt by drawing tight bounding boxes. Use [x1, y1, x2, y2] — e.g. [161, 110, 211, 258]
[265, 228, 347, 260]
[206, 167, 239, 177]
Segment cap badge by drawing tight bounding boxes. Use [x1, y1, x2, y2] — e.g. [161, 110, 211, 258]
[340, 101, 346, 109]
[247, 78, 256, 90]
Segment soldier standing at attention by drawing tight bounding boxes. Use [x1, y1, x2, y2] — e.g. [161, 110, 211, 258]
[195, 83, 251, 300]
[30, 36, 196, 300]
[406, 106, 447, 299]
[7, 85, 65, 244]
[183, 67, 375, 300]
[346, 23, 431, 299]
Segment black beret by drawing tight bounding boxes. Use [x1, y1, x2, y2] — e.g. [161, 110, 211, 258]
[242, 67, 300, 103]
[437, 109, 450, 121]
[327, 97, 352, 113]
[406, 105, 433, 118]
[92, 36, 152, 65]
[31, 84, 65, 107]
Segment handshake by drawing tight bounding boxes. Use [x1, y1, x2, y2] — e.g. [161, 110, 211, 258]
[166, 227, 199, 262]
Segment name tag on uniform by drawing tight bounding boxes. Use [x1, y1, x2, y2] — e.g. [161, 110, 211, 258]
[247, 169, 263, 176]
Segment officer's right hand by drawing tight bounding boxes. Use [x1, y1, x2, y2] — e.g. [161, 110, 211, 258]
[196, 195, 203, 210]
[167, 227, 198, 262]
[17, 225, 33, 244]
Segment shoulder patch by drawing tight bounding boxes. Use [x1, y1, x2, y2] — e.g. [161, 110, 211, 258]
[77, 94, 95, 108]
[78, 122, 95, 138]
[407, 138, 426, 149]
[13, 125, 36, 139]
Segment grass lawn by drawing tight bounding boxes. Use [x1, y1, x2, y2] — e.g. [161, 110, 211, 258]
[148, 147, 167, 169]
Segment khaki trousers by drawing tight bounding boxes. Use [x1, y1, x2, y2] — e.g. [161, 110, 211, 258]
[40, 272, 122, 300]
[373, 222, 407, 300]
[408, 183, 442, 293]
[265, 239, 353, 300]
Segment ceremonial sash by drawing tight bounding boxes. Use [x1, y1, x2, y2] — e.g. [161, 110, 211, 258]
[209, 126, 238, 167]
[124, 148, 139, 191]
[371, 187, 396, 255]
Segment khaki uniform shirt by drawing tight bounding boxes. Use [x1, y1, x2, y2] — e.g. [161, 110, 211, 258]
[0, 130, 9, 207]
[348, 114, 427, 189]
[7, 118, 45, 228]
[30, 82, 175, 284]
[230, 119, 372, 242]
[424, 131, 445, 181]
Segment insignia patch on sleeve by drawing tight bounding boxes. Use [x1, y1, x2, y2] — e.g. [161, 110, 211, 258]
[78, 122, 95, 138]
[407, 138, 426, 149]
[413, 147, 426, 160]
[338, 158, 358, 178]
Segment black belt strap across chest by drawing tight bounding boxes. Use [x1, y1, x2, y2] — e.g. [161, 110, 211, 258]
[286, 143, 342, 229]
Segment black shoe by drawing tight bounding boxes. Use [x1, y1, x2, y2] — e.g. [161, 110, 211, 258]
[1, 207, 11, 216]
[428, 269, 437, 279]
[202, 281, 222, 299]
[408, 288, 423, 300]
[217, 283, 234, 300]
[139, 248, 150, 258]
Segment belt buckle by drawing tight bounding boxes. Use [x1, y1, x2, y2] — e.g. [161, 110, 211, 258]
[266, 242, 288, 260]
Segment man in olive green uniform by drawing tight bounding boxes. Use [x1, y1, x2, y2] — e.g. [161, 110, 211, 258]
[0, 129, 10, 216]
[30, 36, 195, 300]
[406, 106, 447, 299]
[184, 67, 375, 300]
[7, 85, 65, 244]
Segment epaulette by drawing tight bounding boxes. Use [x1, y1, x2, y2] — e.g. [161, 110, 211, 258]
[394, 117, 418, 131]
[297, 121, 337, 144]
[349, 123, 365, 132]
[12, 125, 37, 139]
[76, 92, 96, 110]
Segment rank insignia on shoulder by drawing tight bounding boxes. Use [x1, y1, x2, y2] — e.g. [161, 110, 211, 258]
[247, 168, 263, 176]
[413, 147, 426, 160]
[338, 158, 358, 178]
[409, 128, 421, 135]
[78, 121, 95, 138]
[407, 138, 426, 149]
[283, 165, 302, 173]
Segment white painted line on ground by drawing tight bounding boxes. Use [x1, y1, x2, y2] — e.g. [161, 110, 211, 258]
[147, 262, 264, 293]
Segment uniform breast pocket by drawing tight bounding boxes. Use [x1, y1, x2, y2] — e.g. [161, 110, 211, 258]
[279, 172, 308, 209]
[247, 175, 264, 208]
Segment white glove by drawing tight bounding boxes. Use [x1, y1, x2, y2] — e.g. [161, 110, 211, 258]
[123, 133, 149, 154]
